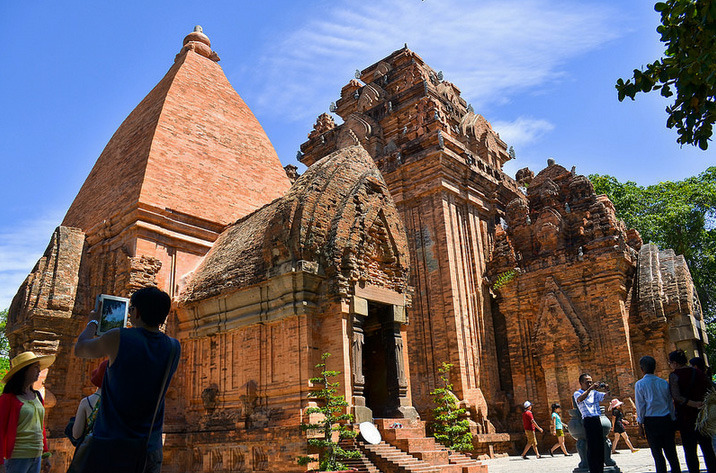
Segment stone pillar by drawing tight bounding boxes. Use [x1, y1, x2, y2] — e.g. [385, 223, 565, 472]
[351, 297, 372, 422]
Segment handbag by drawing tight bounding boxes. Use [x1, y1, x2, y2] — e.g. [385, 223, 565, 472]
[64, 417, 84, 448]
[65, 396, 100, 448]
[67, 340, 179, 473]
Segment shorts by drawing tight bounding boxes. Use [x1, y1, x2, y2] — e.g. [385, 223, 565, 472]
[555, 428, 564, 437]
[525, 429, 538, 446]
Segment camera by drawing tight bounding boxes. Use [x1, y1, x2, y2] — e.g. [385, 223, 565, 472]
[595, 382, 607, 390]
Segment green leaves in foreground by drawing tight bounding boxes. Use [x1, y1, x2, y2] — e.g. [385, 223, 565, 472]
[616, 0, 716, 149]
[297, 353, 360, 471]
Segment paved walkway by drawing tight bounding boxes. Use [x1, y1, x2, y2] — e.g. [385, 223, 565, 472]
[481, 447, 700, 473]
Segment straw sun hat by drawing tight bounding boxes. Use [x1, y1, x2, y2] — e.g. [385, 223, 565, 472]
[608, 399, 624, 410]
[2, 351, 56, 384]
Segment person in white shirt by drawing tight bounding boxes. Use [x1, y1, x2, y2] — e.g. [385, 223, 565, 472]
[574, 373, 609, 473]
[634, 355, 680, 473]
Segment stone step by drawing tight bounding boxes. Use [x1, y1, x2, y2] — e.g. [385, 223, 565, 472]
[448, 451, 489, 473]
[393, 437, 442, 451]
[359, 441, 442, 473]
[413, 450, 450, 465]
[382, 427, 427, 441]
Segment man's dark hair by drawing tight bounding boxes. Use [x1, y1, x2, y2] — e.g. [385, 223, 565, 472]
[668, 349, 688, 366]
[3, 365, 33, 395]
[640, 355, 656, 374]
[578, 373, 591, 384]
[130, 286, 171, 327]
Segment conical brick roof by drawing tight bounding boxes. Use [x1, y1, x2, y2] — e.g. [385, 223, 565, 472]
[62, 27, 291, 233]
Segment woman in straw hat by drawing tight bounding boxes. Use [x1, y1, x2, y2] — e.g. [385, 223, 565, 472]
[0, 351, 55, 473]
[609, 398, 638, 454]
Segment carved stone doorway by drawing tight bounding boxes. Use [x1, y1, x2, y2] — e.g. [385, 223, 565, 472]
[363, 302, 400, 418]
[351, 295, 417, 423]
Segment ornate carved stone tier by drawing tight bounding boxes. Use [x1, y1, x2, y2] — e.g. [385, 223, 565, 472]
[487, 161, 707, 430]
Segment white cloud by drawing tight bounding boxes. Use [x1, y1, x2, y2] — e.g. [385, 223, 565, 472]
[241, 0, 621, 123]
[492, 117, 555, 148]
[0, 213, 62, 310]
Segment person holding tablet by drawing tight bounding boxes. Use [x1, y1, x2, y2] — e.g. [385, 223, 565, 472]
[70, 286, 180, 473]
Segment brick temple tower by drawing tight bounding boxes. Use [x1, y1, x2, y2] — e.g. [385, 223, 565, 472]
[8, 26, 291, 458]
[300, 46, 522, 435]
[61, 26, 291, 299]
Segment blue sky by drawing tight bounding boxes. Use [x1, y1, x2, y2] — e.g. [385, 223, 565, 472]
[1, 0, 715, 309]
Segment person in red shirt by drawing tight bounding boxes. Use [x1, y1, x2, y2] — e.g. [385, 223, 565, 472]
[0, 351, 55, 473]
[520, 401, 544, 459]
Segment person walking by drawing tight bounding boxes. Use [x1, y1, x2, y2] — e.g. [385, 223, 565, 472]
[574, 373, 609, 473]
[549, 403, 571, 456]
[520, 401, 543, 459]
[669, 349, 716, 473]
[635, 355, 681, 473]
[609, 398, 638, 454]
[0, 351, 55, 473]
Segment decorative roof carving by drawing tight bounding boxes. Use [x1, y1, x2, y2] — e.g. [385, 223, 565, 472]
[534, 277, 592, 353]
[307, 113, 336, 139]
[182, 146, 409, 303]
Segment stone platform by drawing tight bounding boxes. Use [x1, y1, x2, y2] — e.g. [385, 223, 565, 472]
[481, 447, 693, 473]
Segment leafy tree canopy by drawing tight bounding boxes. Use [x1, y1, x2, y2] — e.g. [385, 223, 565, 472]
[616, 0, 716, 149]
[590, 167, 716, 323]
[0, 309, 9, 389]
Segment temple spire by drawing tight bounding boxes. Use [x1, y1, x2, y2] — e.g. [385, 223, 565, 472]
[177, 25, 220, 62]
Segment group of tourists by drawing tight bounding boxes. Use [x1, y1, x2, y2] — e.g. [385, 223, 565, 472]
[636, 351, 715, 473]
[0, 286, 180, 473]
[520, 401, 573, 459]
[521, 350, 716, 473]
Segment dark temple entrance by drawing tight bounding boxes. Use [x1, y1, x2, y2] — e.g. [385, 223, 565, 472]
[362, 302, 400, 418]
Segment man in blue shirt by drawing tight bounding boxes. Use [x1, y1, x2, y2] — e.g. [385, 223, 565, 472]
[574, 373, 609, 473]
[635, 355, 681, 473]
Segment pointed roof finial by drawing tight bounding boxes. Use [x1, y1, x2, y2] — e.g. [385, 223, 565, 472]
[178, 25, 220, 62]
[183, 25, 211, 48]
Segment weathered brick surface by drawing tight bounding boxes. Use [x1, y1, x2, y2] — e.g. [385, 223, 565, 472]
[63, 33, 290, 233]
[300, 47, 521, 439]
[173, 145, 415, 470]
[487, 163, 708, 435]
[9, 34, 708, 473]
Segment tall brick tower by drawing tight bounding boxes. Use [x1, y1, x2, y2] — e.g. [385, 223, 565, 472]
[62, 26, 291, 298]
[8, 27, 292, 449]
[299, 47, 521, 433]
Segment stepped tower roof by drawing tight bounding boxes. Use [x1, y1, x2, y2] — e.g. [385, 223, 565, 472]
[63, 26, 291, 234]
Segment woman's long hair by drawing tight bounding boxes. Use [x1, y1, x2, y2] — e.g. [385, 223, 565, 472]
[3, 365, 32, 396]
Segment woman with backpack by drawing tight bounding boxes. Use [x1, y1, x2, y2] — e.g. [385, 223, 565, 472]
[70, 360, 108, 445]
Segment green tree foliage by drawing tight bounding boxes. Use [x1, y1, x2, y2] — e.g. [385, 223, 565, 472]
[429, 363, 473, 453]
[297, 353, 359, 471]
[0, 309, 10, 392]
[616, 0, 716, 149]
[589, 168, 716, 323]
